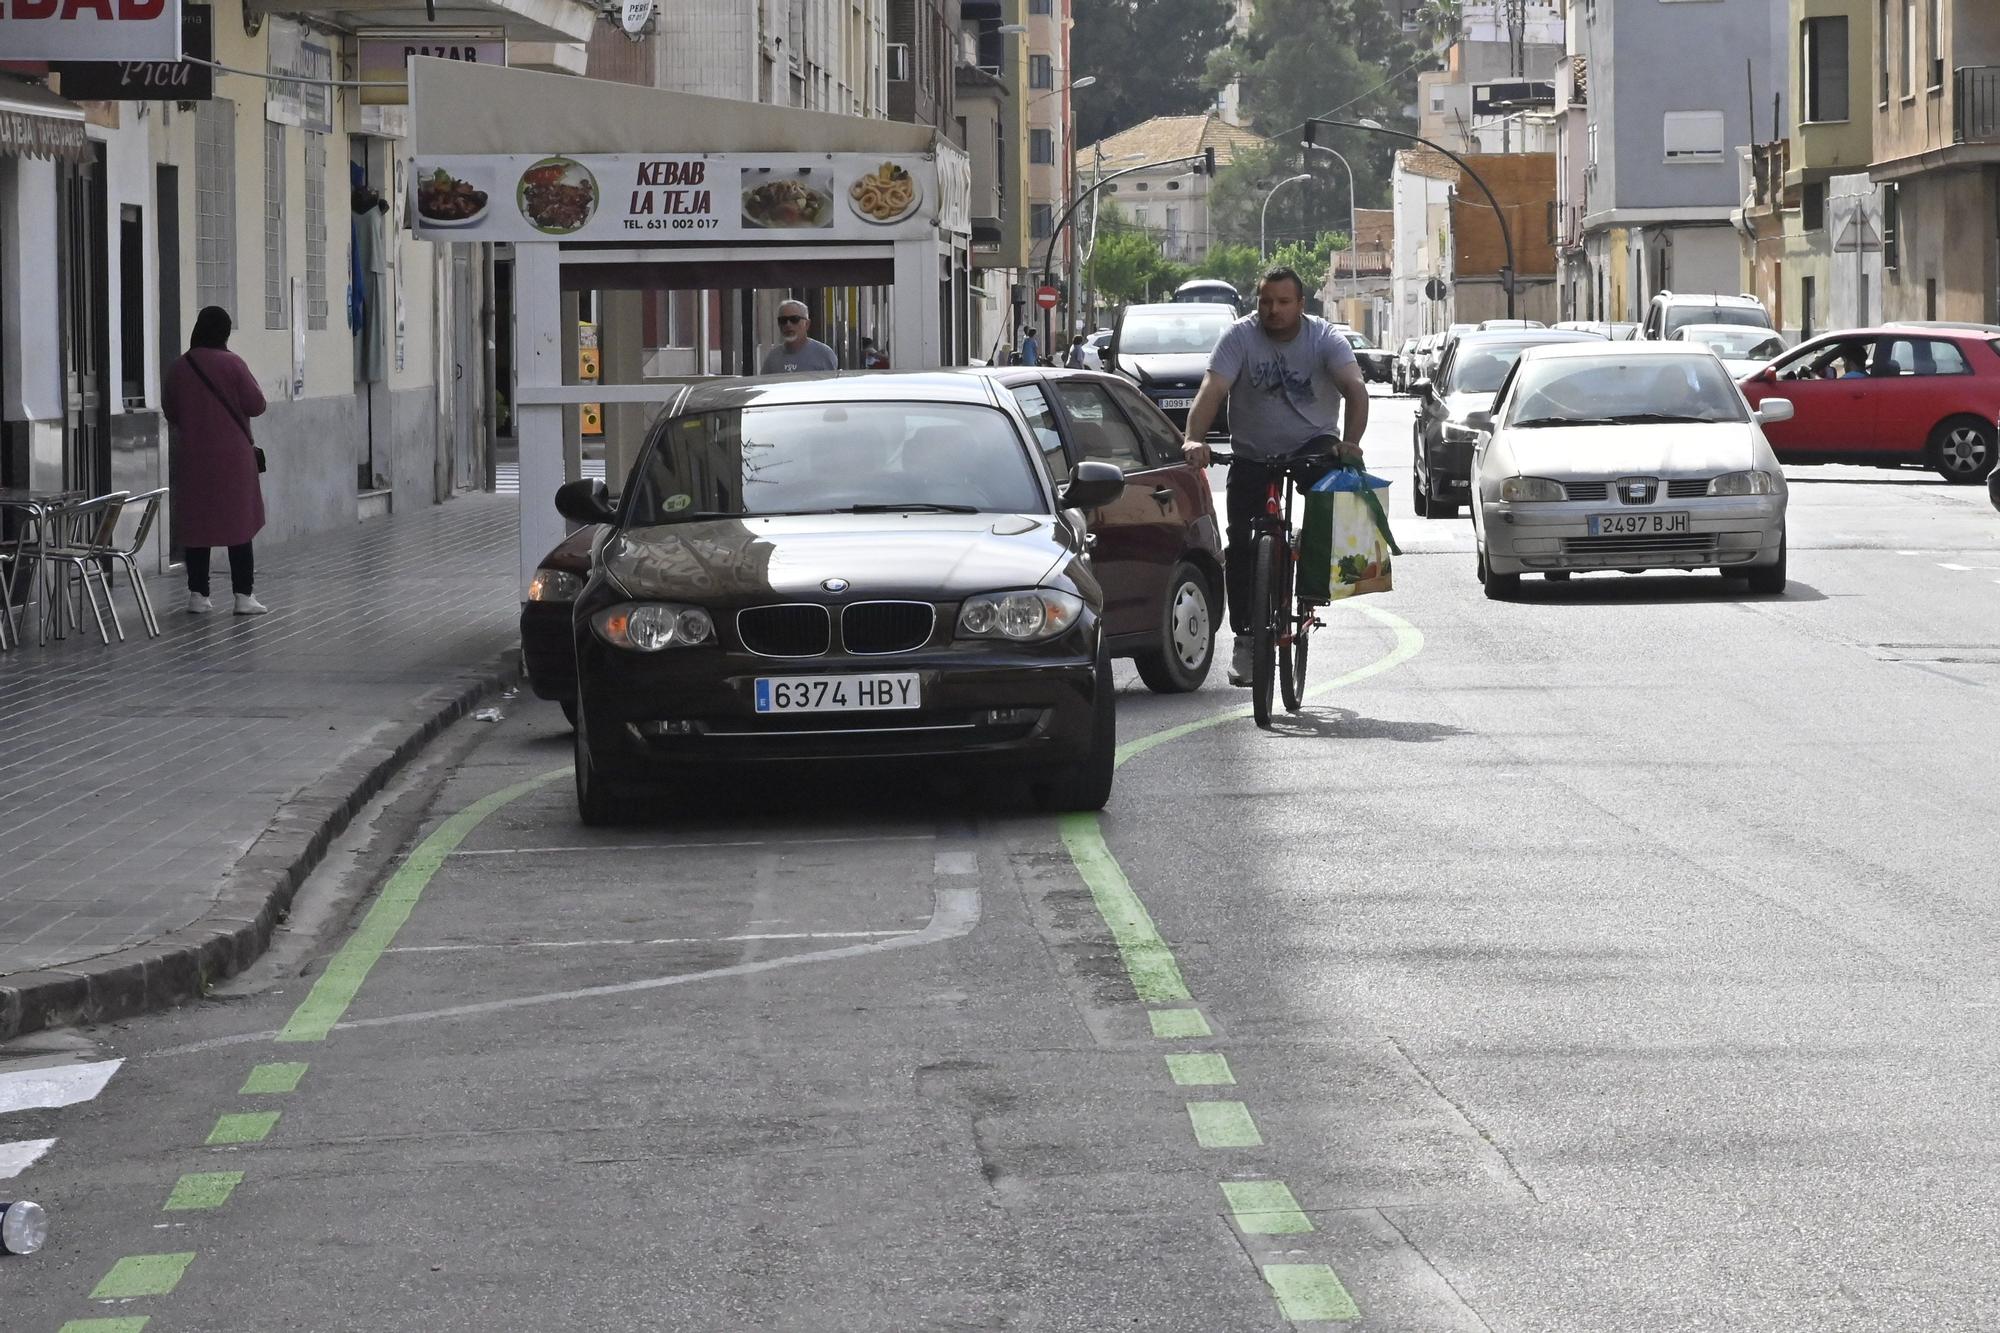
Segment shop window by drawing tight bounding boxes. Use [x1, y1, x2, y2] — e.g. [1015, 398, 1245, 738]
[195, 98, 236, 316]
[305, 130, 327, 331]
[265, 122, 286, 330]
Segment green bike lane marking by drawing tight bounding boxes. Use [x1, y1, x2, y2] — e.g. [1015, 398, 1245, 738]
[277, 770, 568, 1043]
[1072, 604, 1425, 1324]
[163, 1172, 244, 1213]
[206, 1112, 281, 1146]
[89, 1253, 196, 1300]
[240, 1061, 309, 1094]
[58, 1320, 152, 1333]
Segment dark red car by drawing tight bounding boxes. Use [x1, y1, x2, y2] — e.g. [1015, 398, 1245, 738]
[519, 366, 1227, 723]
[1738, 327, 2000, 483]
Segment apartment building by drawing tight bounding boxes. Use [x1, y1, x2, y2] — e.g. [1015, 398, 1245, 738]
[1078, 113, 1267, 265]
[1023, 0, 1073, 340]
[1871, 0, 2000, 323]
[1567, 0, 1785, 323]
[1417, 0, 1564, 156]
[963, 0, 1031, 359]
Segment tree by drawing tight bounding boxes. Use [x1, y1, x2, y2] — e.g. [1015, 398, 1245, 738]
[1073, 0, 1235, 148]
[1198, 243, 1264, 298]
[1087, 226, 1168, 305]
[1268, 232, 1350, 301]
[1204, 0, 1434, 213]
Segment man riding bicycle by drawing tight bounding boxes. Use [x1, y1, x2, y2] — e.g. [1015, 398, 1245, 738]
[1181, 266, 1371, 685]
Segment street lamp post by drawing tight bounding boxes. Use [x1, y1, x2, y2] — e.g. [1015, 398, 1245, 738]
[1038, 150, 1218, 314]
[1305, 143, 1359, 312]
[1306, 116, 1516, 319]
[1260, 173, 1311, 260]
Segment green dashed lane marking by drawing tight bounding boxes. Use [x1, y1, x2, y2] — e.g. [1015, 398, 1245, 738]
[1262, 1263, 1360, 1320]
[59, 1320, 150, 1333]
[89, 1253, 196, 1300]
[206, 1112, 280, 1146]
[163, 1172, 244, 1212]
[1221, 1180, 1314, 1235]
[277, 770, 566, 1043]
[1058, 814, 1191, 1002]
[1186, 1100, 1263, 1148]
[1148, 1008, 1212, 1038]
[240, 1061, 309, 1094]
[1165, 1053, 1235, 1086]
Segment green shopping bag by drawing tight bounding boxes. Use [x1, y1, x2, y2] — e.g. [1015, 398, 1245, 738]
[1296, 468, 1401, 601]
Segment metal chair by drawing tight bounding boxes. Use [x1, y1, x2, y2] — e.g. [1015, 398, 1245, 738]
[91, 487, 167, 638]
[39, 492, 129, 644]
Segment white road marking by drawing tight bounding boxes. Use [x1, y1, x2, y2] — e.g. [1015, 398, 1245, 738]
[146, 884, 982, 1056]
[0, 1138, 56, 1180]
[1939, 563, 1972, 571]
[384, 930, 919, 954]
[933, 850, 979, 875]
[0, 1059, 122, 1114]
[449, 834, 936, 857]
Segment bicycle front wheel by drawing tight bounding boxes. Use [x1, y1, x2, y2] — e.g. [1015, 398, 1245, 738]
[1250, 534, 1277, 728]
[1281, 602, 1309, 713]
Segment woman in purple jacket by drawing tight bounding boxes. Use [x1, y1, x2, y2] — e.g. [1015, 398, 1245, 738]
[162, 307, 269, 615]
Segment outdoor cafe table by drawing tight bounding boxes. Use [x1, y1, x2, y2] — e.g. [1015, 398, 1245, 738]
[0, 488, 85, 646]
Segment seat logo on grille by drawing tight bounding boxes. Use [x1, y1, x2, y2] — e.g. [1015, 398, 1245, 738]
[1618, 478, 1656, 504]
[821, 578, 850, 593]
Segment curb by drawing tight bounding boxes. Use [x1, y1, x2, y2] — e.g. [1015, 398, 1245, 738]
[0, 653, 524, 1044]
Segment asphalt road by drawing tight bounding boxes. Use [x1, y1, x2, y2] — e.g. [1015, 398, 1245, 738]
[6, 388, 2000, 1332]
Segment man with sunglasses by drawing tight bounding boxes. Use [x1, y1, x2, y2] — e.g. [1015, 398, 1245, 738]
[761, 300, 839, 375]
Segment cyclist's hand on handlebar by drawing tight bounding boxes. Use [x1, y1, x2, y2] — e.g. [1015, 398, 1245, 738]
[1182, 439, 1214, 468]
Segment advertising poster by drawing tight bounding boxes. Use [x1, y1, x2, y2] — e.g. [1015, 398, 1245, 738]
[0, 0, 181, 61]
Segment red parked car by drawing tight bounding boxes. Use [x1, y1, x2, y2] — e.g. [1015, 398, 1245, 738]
[1738, 327, 2000, 483]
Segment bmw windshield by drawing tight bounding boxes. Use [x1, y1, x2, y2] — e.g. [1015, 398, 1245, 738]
[627, 402, 1047, 524]
[1119, 310, 1235, 355]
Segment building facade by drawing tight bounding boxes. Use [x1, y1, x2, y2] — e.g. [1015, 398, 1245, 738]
[1077, 113, 1267, 266]
[1570, 0, 1784, 323]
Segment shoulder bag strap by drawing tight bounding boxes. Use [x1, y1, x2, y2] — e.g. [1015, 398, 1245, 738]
[185, 354, 253, 443]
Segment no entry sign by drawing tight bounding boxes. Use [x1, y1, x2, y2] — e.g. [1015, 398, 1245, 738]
[1035, 286, 1059, 310]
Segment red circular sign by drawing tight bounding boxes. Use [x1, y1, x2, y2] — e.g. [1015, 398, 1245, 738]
[1035, 285, 1060, 310]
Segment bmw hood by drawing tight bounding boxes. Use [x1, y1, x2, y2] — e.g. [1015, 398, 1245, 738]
[1496, 422, 1764, 478]
[1121, 353, 1210, 386]
[599, 513, 1080, 603]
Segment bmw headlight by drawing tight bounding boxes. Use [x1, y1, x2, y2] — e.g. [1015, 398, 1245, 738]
[1707, 470, 1776, 496]
[591, 602, 716, 651]
[528, 568, 585, 602]
[1499, 476, 1565, 503]
[1441, 421, 1482, 444]
[956, 589, 1085, 642]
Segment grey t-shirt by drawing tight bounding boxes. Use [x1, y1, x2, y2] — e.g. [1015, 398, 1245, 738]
[761, 338, 839, 375]
[1209, 314, 1357, 459]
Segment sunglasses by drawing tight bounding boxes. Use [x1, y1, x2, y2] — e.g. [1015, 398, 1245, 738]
[778, 315, 806, 325]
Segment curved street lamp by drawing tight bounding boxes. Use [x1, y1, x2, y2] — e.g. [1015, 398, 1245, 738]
[1307, 115, 1517, 319]
[1260, 173, 1312, 260]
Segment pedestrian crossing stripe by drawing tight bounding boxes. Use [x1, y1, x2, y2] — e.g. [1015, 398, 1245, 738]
[0, 1059, 122, 1115]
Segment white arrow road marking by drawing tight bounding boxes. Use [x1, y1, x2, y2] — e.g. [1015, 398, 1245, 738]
[0, 1059, 123, 1115]
[0, 1138, 56, 1180]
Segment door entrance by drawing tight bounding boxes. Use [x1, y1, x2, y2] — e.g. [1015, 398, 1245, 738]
[58, 145, 110, 495]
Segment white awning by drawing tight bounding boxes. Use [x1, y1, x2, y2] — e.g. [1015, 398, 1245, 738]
[410, 58, 938, 158]
[0, 77, 88, 164]
[244, 0, 597, 47]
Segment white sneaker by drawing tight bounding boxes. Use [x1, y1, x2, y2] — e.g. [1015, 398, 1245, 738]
[1228, 635, 1254, 687]
[186, 592, 213, 614]
[233, 594, 270, 616]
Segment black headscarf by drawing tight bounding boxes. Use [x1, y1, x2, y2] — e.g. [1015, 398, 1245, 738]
[190, 306, 232, 351]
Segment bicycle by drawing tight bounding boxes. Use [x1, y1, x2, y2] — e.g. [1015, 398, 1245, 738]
[1210, 442, 1346, 729]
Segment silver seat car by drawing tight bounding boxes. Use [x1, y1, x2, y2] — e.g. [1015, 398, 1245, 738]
[1467, 343, 1795, 598]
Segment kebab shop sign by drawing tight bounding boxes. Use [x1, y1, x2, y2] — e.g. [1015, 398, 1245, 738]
[410, 152, 942, 244]
[0, 0, 180, 60]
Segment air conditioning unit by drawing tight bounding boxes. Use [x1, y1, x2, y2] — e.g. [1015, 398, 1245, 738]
[887, 42, 911, 82]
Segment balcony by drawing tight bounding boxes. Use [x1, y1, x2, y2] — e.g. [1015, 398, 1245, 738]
[1955, 67, 2000, 144]
[1747, 139, 1789, 210]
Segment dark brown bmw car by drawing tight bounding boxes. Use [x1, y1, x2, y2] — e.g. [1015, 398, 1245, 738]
[541, 370, 1224, 824]
[520, 367, 1226, 734]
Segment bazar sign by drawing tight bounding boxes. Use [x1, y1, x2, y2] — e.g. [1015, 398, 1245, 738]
[411, 152, 953, 243]
[357, 32, 504, 106]
[0, 0, 180, 61]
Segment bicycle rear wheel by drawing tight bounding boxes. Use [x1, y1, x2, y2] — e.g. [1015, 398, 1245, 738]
[1250, 534, 1277, 728]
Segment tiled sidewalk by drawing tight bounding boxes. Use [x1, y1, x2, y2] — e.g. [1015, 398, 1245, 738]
[0, 493, 522, 990]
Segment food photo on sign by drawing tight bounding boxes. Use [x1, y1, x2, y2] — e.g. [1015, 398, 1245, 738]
[518, 157, 598, 234]
[740, 167, 834, 229]
[414, 165, 489, 226]
[848, 161, 919, 225]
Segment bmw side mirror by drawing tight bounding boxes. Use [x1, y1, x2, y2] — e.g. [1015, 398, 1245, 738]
[1464, 409, 1494, 433]
[1410, 377, 1432, 397]
[1060, 460, 1125, 510]
[555, 478, 616, 525]
[1755, 398, 1795, 425]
